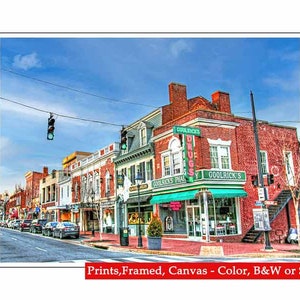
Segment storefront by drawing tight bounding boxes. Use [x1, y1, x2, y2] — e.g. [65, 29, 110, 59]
[151, 169, 247, 240]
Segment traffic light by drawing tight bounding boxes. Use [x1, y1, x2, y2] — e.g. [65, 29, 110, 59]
[47, 113, 55, 140]
[251, 175, 258, 187]
[267, 174, 274, 185]
[120, 128, 127, 150]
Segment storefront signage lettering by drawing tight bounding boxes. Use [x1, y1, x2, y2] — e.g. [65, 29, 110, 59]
[129, 183, 148, 192]
[151, 170, 246, 188]
[184, 135, 195, 183]
[202, 170, 246, 181]
[152, 175, 186, 188]
[173, 125, 201, 136]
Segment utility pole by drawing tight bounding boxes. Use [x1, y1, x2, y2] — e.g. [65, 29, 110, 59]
[250, 91, 273, 250]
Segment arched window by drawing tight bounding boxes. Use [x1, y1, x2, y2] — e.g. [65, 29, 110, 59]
[161, 138, 183, 176]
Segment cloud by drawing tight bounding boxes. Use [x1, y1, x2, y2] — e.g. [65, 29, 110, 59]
[263, 70, 300, 92]
[12, 52, 41, 70]
[170, 39, 192, 58]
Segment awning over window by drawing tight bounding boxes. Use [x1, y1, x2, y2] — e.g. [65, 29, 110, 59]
[150, 190, 198, 204]
[208, 188, 247, 198]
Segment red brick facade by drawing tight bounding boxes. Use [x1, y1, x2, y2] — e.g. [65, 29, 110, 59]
[153, 82, 299, 243]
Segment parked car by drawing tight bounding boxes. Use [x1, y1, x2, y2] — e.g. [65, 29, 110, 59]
[19, 219, 33, 232]
[7, 219, 15, 228]
[29, 219, 48, 233]
[42, 221, 58, 237]
[12, 219, 21, 230]
[52, 221, 80, 239]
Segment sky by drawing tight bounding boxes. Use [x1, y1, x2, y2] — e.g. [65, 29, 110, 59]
[1, 37, 300, 193]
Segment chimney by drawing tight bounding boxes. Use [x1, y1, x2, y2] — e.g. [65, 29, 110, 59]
[168, 82, 189, 119]
[43, 166, 48, 176]
[211, 91, 231, 114]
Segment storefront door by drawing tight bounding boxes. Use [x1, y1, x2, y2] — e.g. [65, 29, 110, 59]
[186, 206, 201, 237]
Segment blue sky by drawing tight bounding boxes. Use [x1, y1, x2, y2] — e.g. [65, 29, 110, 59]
[1, 37, 300, 193]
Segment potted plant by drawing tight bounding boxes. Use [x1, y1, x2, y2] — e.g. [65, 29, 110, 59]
[147, 213, 163, 250]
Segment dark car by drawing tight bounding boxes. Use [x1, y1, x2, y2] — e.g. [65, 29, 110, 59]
[19, 219, 32, 231]
[29, 219, 48, 233]
[52, 221, 80, 239]
[42, 221, 58, 237]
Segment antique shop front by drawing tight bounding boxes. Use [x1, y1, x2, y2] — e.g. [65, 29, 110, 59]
[150, 169, 247, 241]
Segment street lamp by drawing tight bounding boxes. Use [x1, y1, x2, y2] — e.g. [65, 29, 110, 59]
[135, 172, 143, 248]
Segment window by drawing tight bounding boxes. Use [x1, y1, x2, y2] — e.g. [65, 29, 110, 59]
[140, 127, 147, 146]
[208, 138, 231, 170]
[146, 160, 153, 181]
[162, 138, 183, 176]
[260, 151, 268, 174]
[105, 171, 111, 194]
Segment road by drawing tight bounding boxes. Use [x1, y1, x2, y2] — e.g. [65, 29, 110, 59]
[1, 228, 299, 264]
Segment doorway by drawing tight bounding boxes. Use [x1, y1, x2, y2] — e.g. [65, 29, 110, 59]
[186, 206, 201, 237]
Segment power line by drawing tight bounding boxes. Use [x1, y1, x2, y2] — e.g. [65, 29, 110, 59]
[1, 68, 158, 108]
[0, 96, 124, 127]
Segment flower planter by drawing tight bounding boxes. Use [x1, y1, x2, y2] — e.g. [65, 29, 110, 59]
[147, 236, 162, 250]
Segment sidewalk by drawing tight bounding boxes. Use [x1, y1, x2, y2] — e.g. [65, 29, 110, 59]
[80, 231, 300, 258]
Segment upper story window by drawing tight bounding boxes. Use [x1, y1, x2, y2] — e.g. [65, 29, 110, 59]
[162, 138, 183, 177]
[208, 138, 232, 170]
[140, 127, 147, 146]
[105, 171, 111, 194]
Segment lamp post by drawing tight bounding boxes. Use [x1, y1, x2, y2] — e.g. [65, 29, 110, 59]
[250, 91, 272, 250]
[135, 172, 143, 248]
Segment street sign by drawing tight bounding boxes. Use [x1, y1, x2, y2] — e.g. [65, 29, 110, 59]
[258, 187, 265, 201]
[264, 200, 278, 206]
[255, 201, 263, 206]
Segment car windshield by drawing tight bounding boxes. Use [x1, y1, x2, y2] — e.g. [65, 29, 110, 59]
[63, 222, 76, 226]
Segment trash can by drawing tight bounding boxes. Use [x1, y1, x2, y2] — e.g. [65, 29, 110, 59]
[120, 227, 129, 246]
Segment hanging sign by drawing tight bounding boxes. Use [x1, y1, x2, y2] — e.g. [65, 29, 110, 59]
[170, 201, 182, 211]
[253, 208, 271, 231]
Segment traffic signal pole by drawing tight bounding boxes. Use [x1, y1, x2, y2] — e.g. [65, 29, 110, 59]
[250, 91, 273, 250]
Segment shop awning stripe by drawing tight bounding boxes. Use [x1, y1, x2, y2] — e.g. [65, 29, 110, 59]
[150, 190, 198, 204]
[208, 188, 247, 198]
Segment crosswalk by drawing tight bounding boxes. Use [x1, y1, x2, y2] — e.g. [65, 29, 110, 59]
[57, 255, 253, 264]
[55, 255, 300, 265]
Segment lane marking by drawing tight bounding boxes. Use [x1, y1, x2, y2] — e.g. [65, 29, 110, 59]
[35, 247, 47, 252]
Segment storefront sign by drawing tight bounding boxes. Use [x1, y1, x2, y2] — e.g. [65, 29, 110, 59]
[199, 170, 246, 181]
[151, 170, 246, 188]
[183, 135, 195, 183]
[173, 125, 201, 136]
[129, 183, 148, 192]
[169, 201, 182, 211]
[152, 175, 186, 188]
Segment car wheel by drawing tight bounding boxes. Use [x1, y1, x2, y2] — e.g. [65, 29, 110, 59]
[59, 232, 63, 239]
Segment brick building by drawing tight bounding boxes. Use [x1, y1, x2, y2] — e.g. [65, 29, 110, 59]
[150, 82, 299, 243]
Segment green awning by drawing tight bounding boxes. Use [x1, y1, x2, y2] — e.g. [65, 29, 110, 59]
[150, 189, 198, 204]
[208, 188, 247, 198]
